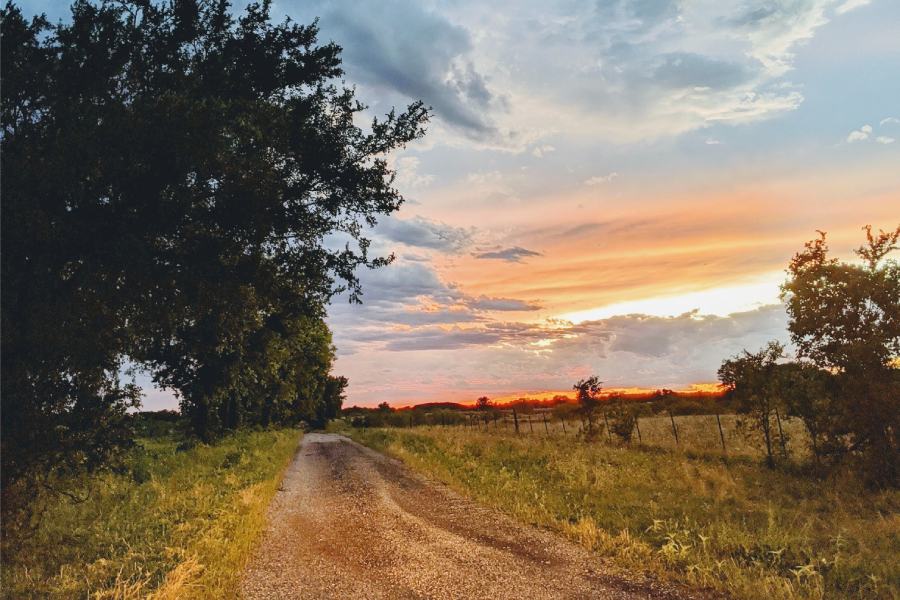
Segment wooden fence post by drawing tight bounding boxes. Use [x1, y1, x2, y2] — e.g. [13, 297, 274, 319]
[561, 418, 567, 434]
[527, 415, 534, 433]
[513, 409, 519, 434]
[715, 413, 727, 455]
[543, 413, 550, 434]
[669, 410, 679, 446]
[634, 417, 642, 444]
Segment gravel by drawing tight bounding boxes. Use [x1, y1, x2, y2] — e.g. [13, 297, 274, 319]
[241, 433, 714, 599]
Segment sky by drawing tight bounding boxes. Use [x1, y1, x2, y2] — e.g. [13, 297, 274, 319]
[23, 0, 900, 409]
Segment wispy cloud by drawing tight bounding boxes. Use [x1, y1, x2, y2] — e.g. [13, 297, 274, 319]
[375, 216, 473, 253]
[836, 0, 871, 15]
[584, 173, 619, 186]
[393, 156, 434, 189]
[531, 145, 556, 158]
[472, 246, 542, 262]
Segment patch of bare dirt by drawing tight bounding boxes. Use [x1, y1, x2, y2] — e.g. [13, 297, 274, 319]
[241, 433, 718, 599]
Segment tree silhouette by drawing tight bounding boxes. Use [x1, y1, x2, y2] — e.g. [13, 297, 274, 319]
[1, 0, 429, 490]
[573, 376, 602, 438]
[781, 226, 900, 482]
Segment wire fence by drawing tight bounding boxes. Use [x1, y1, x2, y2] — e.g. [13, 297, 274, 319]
[370, 408, 812, 463]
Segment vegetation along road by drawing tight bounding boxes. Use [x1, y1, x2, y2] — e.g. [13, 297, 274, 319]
[241, 433, 712, 599]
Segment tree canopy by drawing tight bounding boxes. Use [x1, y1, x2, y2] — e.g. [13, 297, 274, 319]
[1, 0, 429, 489]
[781, 226, 899, 482]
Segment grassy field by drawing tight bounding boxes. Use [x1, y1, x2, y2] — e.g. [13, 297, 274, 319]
[1, 428, 300, 599]
[348, 425, 899, 600]
[441, 411, 812, 462]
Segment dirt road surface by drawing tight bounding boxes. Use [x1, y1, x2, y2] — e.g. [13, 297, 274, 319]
[241, 433, 710, 599]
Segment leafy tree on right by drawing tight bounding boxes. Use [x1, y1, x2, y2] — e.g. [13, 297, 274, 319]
[780, 225, 899, 483]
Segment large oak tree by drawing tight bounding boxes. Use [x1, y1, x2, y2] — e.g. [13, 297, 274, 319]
[1, 0, 428, 489]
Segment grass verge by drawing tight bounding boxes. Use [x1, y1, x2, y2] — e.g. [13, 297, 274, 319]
[348, 426, 899, 600]
[2, 428, 300, 599]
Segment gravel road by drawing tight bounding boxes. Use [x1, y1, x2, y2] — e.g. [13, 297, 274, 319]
[241, 433, 711, 599]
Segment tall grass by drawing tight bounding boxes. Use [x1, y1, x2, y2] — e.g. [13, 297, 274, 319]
[1, 429, 300, 599]
[453, 411, 812, 462]
[349, 426, 899, 599]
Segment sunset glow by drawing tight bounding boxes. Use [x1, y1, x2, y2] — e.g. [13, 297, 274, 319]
[89, 0, 898, 410]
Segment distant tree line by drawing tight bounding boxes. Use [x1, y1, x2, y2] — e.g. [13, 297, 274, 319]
[345, 403, 474, 428]
[1, 0, 427, 503]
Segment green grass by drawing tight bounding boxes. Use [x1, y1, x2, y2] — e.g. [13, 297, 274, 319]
[1, 428, 300, 599]
[348, 425, 899, 600]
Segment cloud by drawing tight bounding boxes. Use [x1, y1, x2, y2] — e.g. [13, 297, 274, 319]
[726, 1, 832, 76]
[468, 296, 542, 312]
[343, 304, 788, 356]
[479, 0, 844, 140]
[653, 52, 750, 90]
[881, 117, 900, 126]
[393, 156, 434, 189]
[584, 172, 619, 186]
[375, 215, 473, 253]
[327, 259, 544, 350]
[332, 304, 793, 404]
[836, 0, 871, 14]
[531, 145, 556, 158]
[705, 138, 722, 145]
[473, 246, 542, 262]
[846, 123, 897, 145]
[296, 0, 504, 140]
[285, 0, 868, 144]
[847, 124, 872, 142]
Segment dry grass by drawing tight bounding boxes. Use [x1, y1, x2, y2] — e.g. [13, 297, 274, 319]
[348, 424, 899, 600]
[1, 429, 300, 599]
[464, 411, 812, 462]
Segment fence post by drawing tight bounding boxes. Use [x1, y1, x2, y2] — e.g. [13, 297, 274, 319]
[513, 409, 519, 434]
[669, 410, 679, 446]
[561, 418, 567, 434]
[543, 413, 550, 434]
[715, 413, 727, 455]
[634, 417, 642, 444]
[527, 415, 534, 433]
[603, 411, 612, 442]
